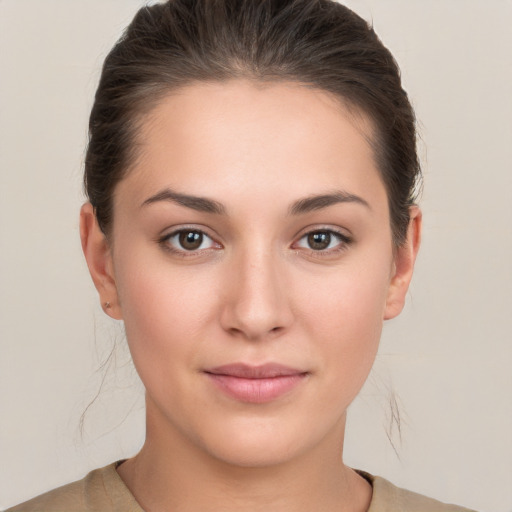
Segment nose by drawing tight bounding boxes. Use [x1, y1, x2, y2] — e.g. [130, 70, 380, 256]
[219, 247, 294, 341]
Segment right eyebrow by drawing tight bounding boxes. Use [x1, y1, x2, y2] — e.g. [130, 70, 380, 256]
[140, 188, 226, 215]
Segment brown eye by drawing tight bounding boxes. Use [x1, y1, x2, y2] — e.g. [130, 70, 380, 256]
[307, 231, 331, 250]
[294, 229, 351, 255]
[178, 231, 204, 250]
[161, 229, 219, 255]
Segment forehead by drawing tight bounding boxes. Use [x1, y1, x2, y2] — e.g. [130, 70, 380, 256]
[115, 79, 385, 211]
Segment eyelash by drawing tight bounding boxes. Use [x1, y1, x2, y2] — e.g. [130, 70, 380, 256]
[158, 227, 220, 257]
[293, 228, 352, 258]
[158, 227, 352, 258]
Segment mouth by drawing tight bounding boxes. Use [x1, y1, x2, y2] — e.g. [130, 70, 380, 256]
[204, 363, 308, 404]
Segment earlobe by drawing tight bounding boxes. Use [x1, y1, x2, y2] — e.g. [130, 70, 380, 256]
[80, 203, 122, 320]
[384, 206, 422, 320]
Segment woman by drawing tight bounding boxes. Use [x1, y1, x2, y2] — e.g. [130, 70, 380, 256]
[5, 0, 479, 510]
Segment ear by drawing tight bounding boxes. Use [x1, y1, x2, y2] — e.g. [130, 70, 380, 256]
[384, 206, 422, 320]
[80, 203, 122, 320]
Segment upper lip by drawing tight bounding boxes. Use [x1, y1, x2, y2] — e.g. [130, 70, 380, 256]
[205, 363, 306, 379]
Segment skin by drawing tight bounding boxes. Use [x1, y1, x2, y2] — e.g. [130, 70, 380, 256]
[80, 80, 421, 512]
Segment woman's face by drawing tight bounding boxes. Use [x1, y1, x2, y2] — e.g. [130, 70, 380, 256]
[83, 80, 419, 467]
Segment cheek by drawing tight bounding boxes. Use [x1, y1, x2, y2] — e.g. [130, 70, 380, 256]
[297, 252, 392, 392]
[301, 255, 391, 337]
[113, 250, 220, 381]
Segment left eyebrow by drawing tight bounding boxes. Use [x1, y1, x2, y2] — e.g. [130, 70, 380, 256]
[289, 190, 371, 215]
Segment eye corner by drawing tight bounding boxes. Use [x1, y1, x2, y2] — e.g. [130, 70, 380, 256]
[158, 226, 222, 256]
[292, 227, 353, 257]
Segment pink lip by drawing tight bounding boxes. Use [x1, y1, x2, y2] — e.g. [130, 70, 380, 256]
[204, 363, 308, 404]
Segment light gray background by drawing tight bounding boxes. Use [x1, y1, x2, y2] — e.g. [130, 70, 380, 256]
[1, 1, 511, 510]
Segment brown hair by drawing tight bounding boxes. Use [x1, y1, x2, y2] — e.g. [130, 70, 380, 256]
[85, 0, 420, 245]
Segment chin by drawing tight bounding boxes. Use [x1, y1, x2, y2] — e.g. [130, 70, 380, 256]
[203, 431, 306, 468]
[191, 411, 344, 470]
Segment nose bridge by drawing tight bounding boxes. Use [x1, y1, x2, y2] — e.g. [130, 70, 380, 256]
[221, 241, 292, 340]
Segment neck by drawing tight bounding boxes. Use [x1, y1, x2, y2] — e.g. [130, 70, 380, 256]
[117, 403, 371, 512]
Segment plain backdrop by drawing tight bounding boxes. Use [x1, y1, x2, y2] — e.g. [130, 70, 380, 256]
[0, 1, 511, 511]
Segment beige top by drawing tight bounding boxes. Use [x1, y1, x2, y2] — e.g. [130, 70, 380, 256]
[6, 463, 477, 512]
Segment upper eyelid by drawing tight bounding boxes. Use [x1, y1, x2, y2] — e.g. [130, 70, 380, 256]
[159, 225, 216, 240]
[158, 227, 216, 247]
[166, 228, 213, 240]
[292, 227, 352, 251]
[157, 225, 351, 247]
[293, 225, 352, 241]
[159, 228, 220, 255]
[296, 230, 350, 244]
[292, 230, 352, 259]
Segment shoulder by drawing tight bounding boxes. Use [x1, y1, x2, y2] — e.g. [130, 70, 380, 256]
[360, 471, 478, 512]
[4, 463, 142, 512]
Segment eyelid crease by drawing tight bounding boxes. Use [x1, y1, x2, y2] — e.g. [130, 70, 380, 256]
[157, 223, 216, 238]
[158, 227, 222, 257]
[298, 228, 351, 244]
[155, 224, 352, 260]
[291, 228, 353, 258]
[292, 223, 353, 241]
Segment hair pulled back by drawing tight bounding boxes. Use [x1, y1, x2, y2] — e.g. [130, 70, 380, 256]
[85, 0, 420, 245]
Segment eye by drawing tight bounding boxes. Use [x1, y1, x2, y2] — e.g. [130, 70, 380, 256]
[162, 229, 218, 252]
[295, 229, 350, 252]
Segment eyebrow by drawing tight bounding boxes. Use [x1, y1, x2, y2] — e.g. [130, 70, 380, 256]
[289, 191, 371, 215]
[141, 188, 370, 216]
[141, 188, 226, 215]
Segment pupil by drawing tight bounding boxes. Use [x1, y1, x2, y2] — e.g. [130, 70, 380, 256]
[179, 231, 202, 250]
[308, 232, 330, 250]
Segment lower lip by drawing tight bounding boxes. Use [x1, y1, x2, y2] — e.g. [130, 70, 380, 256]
[205, 373, 307, 403]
